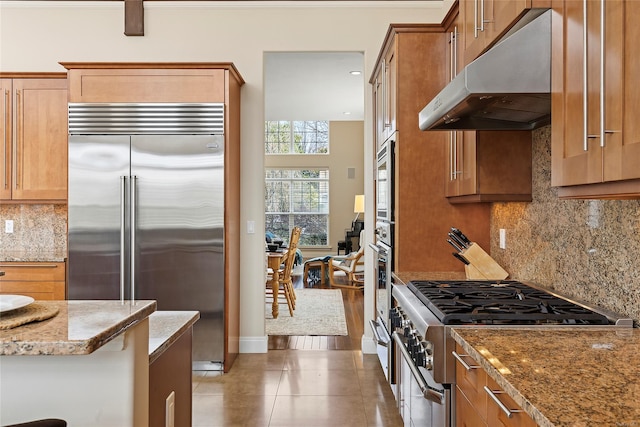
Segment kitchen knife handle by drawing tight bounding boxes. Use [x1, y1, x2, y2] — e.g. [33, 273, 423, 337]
[120, 176, 127, 302]
[131, 175, 138, 301]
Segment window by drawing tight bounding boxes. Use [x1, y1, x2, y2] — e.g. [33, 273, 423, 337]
[265, 121, 329, 154]
[265, 169, 329, 246]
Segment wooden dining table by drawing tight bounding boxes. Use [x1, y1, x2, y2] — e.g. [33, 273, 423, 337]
[266, 248, 289, 319]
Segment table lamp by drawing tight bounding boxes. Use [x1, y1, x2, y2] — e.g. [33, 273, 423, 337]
[353, 194, 365, 223]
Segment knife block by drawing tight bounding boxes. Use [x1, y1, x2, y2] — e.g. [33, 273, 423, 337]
[461, 243, 509, 280]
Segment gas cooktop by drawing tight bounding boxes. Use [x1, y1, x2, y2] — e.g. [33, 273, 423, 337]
[407, 280, 611, 325]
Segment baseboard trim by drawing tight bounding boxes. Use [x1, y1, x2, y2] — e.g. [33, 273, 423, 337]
[239, 335, 268, 353]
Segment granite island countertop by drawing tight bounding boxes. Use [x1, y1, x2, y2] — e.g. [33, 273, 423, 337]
[148, 310, 199, 364]
[0, 300, 156, 355]
[451, 327, 640, 427]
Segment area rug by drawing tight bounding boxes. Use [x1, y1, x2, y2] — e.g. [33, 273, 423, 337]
[265, 289, 348, 336]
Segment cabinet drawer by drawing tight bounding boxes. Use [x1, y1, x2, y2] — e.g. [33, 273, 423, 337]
[0, 281, 65, 300]
[485, 376, 536, 427]
[455, 386, 487, 427]
[454, 345, 487, 419]
[0, 262, 65, 281]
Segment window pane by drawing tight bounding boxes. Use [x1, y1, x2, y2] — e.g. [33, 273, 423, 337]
[265, 167, 329, 247]
[265, 120, 328, 154]
[295, 214, 328, 246]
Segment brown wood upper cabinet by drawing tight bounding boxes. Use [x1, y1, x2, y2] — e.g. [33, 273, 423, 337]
[0, 75, 68, 202]
[372, 48, 396, 153]
[370, 24, 491, 273]
[552, 0, 640, 198]
[444, 5, 532, 203]
[460, 0, 551, 65]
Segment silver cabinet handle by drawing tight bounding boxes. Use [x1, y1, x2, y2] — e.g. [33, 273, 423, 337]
[0, 264, 58, 268]
[120, 176, 127, 301]
[484, 385, 524, 419]
[131, 175, 138, 301]
[369, 319, 388, 347]
[2, 89, 8, 190]
[452, 351, 480, 371]
[480, 0, 485, 33]
[13, 90, 20, 189]
[474, 0, 479, 38]
[599, 0, 605, 148]
[453, 25, 458, 77]
[582, 0, 588, 150]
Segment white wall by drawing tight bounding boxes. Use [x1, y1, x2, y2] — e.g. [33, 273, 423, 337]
[0, 0, 453, 353]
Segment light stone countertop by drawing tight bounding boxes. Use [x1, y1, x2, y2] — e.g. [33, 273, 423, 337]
[148, 310, 200, 364]
[451, 327, 640, 427]
[0, 300, 156, 355]
[0, 250, 67, 262]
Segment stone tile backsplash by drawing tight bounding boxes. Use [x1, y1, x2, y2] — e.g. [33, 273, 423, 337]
[490, 126, 640, 323]
[0, 204, 67, 259]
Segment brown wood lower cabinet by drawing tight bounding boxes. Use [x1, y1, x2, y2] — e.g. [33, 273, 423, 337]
[149, 329, 193, 427]
[0, 262, 65, 300]
[455, 344, 536, 427]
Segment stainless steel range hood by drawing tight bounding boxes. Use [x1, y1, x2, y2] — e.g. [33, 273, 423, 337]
[419, 9, 551, 131]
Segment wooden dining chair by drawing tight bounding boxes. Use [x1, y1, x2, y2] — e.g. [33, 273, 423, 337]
[266, 226, 301, 316]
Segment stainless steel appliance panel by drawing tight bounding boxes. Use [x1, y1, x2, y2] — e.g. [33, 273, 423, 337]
[131, 135, 224, 362]
[68, 135, 132, 300]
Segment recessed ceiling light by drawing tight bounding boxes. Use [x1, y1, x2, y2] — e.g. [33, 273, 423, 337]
[349, 71, 362, 76]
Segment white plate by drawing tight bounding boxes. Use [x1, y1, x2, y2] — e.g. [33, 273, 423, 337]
[0, 294, 35, 313]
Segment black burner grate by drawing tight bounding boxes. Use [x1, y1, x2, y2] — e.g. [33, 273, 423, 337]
[407, 280, 610, 325]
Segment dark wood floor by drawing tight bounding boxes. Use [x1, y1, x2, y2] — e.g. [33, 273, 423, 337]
[267, 278, 365, 351]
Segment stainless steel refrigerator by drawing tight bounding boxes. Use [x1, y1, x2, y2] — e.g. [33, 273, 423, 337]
[67, 103, 225, 369]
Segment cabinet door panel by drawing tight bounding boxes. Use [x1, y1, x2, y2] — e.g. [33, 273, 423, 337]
[0, 79, 11, 200]
[456, 387, 487, 427]
[12, 78, 68, 200]
[618, 0, 640, 181]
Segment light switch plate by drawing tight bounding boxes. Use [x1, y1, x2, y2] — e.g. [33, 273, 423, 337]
[5, 220, 13, 233]
[499, 229, 506, 249]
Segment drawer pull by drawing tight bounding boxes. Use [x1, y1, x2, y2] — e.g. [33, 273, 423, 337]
[0, 264, 59, 268]
[484, 385, 524, 418]
[452, 351, 480, 371]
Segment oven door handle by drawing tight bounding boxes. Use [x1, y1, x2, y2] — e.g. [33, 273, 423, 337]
[369, 242, 389, 256]
[369, 319, 389, 347]
[392, 332, 445, 405]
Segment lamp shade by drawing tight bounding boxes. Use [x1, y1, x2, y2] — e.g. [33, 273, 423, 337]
[353, 194, 365, 213]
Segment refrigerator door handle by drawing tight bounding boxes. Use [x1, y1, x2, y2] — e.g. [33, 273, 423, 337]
[131, 175, 138, 301]
[120, 176, 127, 301]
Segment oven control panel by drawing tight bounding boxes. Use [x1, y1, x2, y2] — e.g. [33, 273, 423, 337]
[390, 307, 434, 370]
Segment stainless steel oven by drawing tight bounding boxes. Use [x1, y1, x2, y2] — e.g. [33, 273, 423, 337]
[369, 220, 394, 391]
[376, 139, 394, 222]
[390, 279, 634, 427]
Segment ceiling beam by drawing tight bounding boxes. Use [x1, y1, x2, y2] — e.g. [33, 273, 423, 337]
[124, 0, 144, 36]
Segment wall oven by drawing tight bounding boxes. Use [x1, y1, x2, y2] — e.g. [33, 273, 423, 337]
[369, 220, 394, 390]
[375, 139, 394, 222]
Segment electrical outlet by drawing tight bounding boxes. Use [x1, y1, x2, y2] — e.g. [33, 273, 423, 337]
[499, 229, 506, 249]
[247, 220, 255, 234]
[5, 220, 14, 233]
[166, 391, 175, 427]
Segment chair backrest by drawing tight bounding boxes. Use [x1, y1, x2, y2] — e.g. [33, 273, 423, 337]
[280, 226, 301, 281]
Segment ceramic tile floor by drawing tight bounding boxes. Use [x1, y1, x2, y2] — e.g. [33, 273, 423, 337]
[192, 349, 403, 427]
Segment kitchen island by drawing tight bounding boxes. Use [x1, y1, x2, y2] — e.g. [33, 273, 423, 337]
[0, 299, 199, 427]
[451, 327, 640, 427]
